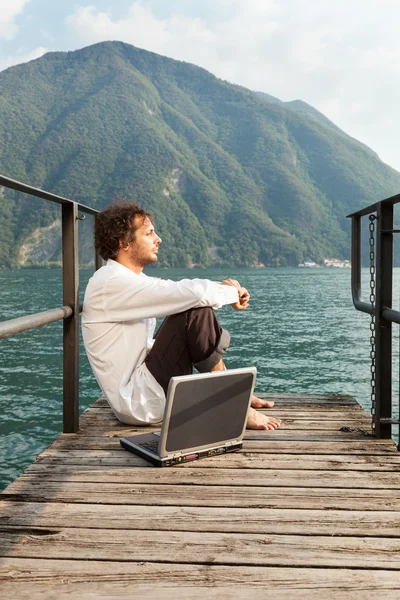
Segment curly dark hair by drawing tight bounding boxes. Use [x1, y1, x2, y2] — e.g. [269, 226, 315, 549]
[94, 200, 153, 260]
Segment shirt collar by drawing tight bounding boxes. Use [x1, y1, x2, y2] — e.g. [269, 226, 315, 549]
[106, 259, 146, 278]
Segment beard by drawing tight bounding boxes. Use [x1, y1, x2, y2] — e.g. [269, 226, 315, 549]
[129, 246, 158, 267]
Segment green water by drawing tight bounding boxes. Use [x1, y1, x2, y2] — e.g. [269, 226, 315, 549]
[0, 266, 398, 490]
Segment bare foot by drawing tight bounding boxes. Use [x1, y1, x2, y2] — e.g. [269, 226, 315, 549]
[251, 395, 275, 409]
[246, 407, 281, 430]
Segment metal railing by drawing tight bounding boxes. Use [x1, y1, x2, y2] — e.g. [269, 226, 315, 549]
[0, 174, 100, 433]
[349, 192, 400, 440]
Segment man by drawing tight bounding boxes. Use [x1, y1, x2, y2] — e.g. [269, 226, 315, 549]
[82, 201, 281, 431]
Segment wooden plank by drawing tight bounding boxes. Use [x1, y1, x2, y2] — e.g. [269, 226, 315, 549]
[243, 432, 372, 440]
[12, 466, 400, 488]
[247, 398, 360, 407]
[256, 410, 367, 418]
[92, 392, 359, 405]
[77, 413, 370, 430]
[2, 583, 397, 600]
[2, 560, 400, 598]
[65, 412, 374, 438]
[3, 501, 400, 537]
[86, 409, 369, 422]
[29, 450, 400, 471]
[257, 392, 358, 400]
[75, 430, 373, 440]
[91, 404, 365, 414]
[3, 482, 400, 510]
[1, 584, 397, 600]
[79, 402, 367, 417]
[2, 527, 400, 569]
[88, 405, 366, 417]
[243, 439, 396, 451]
[247, 398, 362, 407]
[48, 435, 398, 454]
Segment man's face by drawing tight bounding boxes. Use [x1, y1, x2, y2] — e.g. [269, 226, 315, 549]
[128, 216, 162, 267]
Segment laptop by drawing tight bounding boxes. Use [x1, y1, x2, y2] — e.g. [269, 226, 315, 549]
[120, 367, 256, 467]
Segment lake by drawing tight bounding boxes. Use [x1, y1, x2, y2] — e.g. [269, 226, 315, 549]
[0, 266, 399, 490]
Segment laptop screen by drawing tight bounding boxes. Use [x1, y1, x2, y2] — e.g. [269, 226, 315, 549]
[165, 371, 253, 452]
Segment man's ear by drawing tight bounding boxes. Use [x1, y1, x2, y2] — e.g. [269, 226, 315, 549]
[119, 240, 130, 251]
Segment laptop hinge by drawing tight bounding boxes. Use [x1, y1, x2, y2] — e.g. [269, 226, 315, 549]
[226, 440, 239, 447]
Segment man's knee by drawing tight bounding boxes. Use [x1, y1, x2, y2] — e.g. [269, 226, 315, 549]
[194, 327, 230, 372]
[150, 306, 231, 374]
[186, 306, 214, 324]
[184, 307, 231, 371]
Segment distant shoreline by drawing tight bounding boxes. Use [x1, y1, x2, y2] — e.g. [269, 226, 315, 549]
[1, 263, 353, 270]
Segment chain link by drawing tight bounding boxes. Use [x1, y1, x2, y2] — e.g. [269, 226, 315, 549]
[369, 214, 377, 435]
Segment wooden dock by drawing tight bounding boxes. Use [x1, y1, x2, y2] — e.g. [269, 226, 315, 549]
[1, 392, 400, 598]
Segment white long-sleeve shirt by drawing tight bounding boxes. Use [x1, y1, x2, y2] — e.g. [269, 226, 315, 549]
[82, 259, 239, 425]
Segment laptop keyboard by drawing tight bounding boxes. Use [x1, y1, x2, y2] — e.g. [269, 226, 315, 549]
[138, 440, 159, 453]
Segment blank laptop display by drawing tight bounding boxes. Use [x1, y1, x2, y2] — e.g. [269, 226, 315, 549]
[120, 367, 256, 467]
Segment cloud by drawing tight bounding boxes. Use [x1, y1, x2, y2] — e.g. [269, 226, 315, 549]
[65, 3, 214, 54]
[65, 1, 282, 83]
[65, 0, 400, 170]
[0, 0, 30, 40]
[0, 47, 47, 72]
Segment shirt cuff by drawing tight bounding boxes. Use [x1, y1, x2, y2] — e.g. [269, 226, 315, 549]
[217, 284, 239, 306]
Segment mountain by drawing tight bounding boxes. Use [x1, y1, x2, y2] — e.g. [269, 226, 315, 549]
[0, 41, 400, 268]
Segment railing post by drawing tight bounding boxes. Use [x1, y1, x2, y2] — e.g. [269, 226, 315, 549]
[374, 202, 393, 438]
[351, 214, 361, 289]
[95, 249, 102, 271]
[62, 202, 79, 433]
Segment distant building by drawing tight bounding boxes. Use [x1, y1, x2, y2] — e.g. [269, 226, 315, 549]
[298, 258, 351, 268]
[298, 260, 318, 268]
[324, 258, 351, 268]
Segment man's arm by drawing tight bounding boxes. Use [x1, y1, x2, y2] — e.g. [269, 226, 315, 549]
[94, 275, 240, 321]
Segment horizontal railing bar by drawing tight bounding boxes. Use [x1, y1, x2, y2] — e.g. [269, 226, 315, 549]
[382, 229, 400, 234]
[347, 203, 378, 218]
[347, 191, 400, 218]
[0, 306, 73, 339]
[382, 307, 400, 325]
[0, 174, 98, 216]
[353, 305, 400, 322]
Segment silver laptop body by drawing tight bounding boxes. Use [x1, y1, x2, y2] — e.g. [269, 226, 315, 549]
[120, 367, 256, 467]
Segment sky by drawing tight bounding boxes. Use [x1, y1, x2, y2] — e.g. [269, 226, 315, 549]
[1, 0, 400, 171]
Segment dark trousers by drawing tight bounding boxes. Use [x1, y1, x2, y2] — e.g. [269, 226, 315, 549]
[145, 307, 230, 394]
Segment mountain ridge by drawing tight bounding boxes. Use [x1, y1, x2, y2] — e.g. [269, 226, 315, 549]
[0, 41, 399, 267]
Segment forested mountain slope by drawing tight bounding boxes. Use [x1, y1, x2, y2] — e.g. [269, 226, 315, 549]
[0, 41, 399, 267]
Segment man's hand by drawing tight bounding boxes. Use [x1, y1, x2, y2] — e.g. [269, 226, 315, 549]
[236, 286, 250, 310]
[221, 278, 250, 310]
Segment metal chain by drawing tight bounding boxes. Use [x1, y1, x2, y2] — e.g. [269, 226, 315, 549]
[369, 214, 377, 435]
